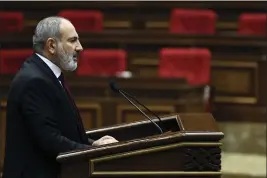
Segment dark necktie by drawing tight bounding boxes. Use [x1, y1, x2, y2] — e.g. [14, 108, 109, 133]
[58, 72, 88, 143]
[58, 73, 74, 103]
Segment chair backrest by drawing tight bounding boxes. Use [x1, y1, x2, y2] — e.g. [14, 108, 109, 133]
[169, 8, 217, 34]
[58, 10, 103, 32]
[0, 49, 33, 74]
[238, 13, 267, 36]
[159, 48, 211, 85]
[76, 49, 127, 76]
[0, 11, 24, 32]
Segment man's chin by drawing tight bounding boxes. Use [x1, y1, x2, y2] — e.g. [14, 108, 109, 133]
[61, 64, 77, 72]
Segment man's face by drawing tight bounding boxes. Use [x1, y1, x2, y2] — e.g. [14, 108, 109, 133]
[54, 20, 83, 71]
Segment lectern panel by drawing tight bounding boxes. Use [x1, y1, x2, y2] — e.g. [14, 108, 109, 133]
[89, 142, 222, 177]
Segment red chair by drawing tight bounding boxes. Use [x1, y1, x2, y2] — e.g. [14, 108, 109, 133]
[169, 8, 217, 34]
[77, 49, 127, 76]
[158, 48, 211, 85]
[0, 11, 24, 32]
[238, 13, 267, 36]
[0, 49, 33, 74]
[58, 10, 103, 32]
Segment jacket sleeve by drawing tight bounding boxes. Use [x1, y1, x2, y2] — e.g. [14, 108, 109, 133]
[21, 78, 89, 157]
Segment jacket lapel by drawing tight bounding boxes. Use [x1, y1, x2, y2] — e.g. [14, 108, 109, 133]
[31, 54, 63, 91]
[30, 54, 89, 144]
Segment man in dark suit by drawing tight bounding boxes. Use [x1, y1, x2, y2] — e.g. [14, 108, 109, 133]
[2, 16, 118, 178]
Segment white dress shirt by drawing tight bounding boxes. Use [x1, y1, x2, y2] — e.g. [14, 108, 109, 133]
[35, 53, 62, 84]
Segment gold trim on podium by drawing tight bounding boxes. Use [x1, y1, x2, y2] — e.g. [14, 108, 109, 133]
[92, 171, 222, 176]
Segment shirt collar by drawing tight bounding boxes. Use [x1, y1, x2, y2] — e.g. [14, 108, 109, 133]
[35, 53, 61, 78]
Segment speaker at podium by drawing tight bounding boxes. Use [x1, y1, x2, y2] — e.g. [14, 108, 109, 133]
[57, 113, 224, 178]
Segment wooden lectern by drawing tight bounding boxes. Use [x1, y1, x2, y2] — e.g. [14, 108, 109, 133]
[57, 113, 224, 178]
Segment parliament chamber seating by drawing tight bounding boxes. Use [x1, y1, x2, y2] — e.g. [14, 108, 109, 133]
[169, 8, 217, 34]
[158, 48, 211, 85]
[0, 2, 267, 177]
[238, 13, 267, 36]
[57, 10, 103, 32]
[0, 1, 266, 122]
[0, 49, 33, 74]
[76, 49, 127, 76]
[0, 11, 24, 32]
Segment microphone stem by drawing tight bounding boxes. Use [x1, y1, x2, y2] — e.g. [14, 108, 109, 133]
[119, 90, 163, 134]
[120, 90, 164, 130]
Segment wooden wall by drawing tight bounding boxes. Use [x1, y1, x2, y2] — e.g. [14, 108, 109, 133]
[0, 1, 267, 174]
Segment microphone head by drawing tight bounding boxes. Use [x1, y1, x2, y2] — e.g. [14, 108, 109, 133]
[109, 81, 120, 93]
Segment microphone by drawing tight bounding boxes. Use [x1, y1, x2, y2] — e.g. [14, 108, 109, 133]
[109, 81, 164, 134]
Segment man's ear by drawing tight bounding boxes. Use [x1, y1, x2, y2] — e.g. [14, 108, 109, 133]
[46, 38, 56, 55]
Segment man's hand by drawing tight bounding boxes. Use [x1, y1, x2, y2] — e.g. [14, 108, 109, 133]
[92, 135, 118, 146]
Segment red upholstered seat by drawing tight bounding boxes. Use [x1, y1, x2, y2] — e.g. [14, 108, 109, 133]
[57, 10, 103, 32]
[0, 11, 24, 32]
[169, 8, 217, 34]
[77, 49, 127, 76]
[159, 48, 211, 85]
[238, 13, 266, 36]
[0, 49, 33, 74]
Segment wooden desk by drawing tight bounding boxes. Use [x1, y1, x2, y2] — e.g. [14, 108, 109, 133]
[0, 31, 266, 48]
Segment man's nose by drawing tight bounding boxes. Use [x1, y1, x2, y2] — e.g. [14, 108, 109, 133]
[76, 41, 83, 52]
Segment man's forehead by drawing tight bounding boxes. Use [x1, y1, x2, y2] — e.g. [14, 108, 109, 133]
[59, 20, 79, 39]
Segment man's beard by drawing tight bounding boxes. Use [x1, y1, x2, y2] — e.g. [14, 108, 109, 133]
[55, 45, 78, 71]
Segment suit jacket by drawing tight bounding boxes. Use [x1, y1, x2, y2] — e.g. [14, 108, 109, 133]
[2, 54, 92, 178]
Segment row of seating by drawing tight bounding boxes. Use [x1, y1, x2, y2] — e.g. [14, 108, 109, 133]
[0, 9, 266, 35]
[0, 48, 211, 85]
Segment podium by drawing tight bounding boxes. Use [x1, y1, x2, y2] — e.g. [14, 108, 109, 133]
[57, 113, 224, 178]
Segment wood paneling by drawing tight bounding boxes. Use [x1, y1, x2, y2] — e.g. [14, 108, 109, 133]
[1, 1, 267, 10]
[116, 105, 175, 124]
[1, 31, 266, 48]
[26, 20, 132, 30]
[145, 21, 239, 31]
[129, 54, 267, 122]
[0, 101, 6, 174]
[130, 55, 263, 104]
[211, 61, 258, 98]
[1, 1, 266, 33]
[77, 102, 102, 130]
[212, 69, 253, 94]
[1, 1, 266, 10]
